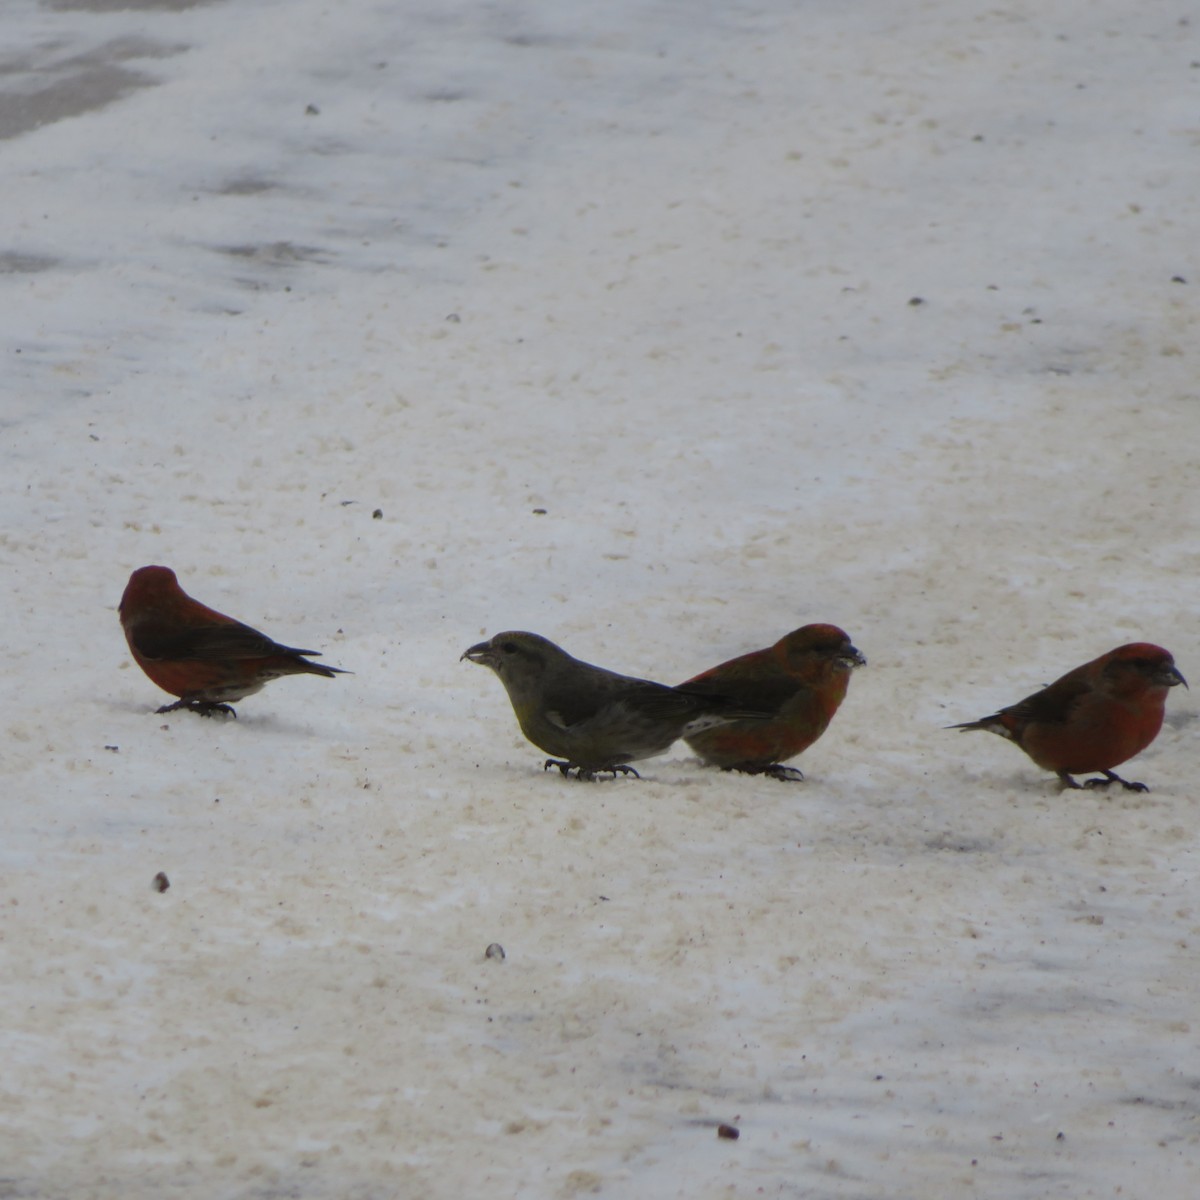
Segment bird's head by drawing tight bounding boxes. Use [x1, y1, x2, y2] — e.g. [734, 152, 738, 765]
[119, 565, 183, 620]
[777, 623, 866, 673]
[462, 631, 564, 699]
[1105, 643, 1187, 691]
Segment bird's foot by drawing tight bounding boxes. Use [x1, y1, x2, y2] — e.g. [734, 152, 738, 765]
[1082, 770, 1148, 793]
[543, 759, 640, 781]
[156, 699, 237, 719]
[722, 762, 804, 782]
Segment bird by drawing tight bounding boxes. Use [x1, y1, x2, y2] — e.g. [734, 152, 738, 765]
[678, 624, 866, 781]
[950, 642, 1186, 791]
[119, 565, 347, 717]
[462, 630, 769, 779]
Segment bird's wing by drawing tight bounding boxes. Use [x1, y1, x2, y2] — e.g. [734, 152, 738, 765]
[542, 673, 705, 730]
[679, 670, 799, 713]
[999, 664, 1094, 728]
[621, 681, 721, 721]
[131, 619, 312, 662]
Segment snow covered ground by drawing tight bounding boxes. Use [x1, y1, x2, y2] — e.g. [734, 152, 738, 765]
[2, 0, 1199, 1195]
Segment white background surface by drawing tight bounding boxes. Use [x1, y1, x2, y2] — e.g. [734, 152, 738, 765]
[2, 1, 1198, 1195]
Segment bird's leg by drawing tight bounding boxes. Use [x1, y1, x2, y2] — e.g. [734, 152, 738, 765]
[542, 760, 640, 781]
[1109, 770, 1149, 793]
[759, 763, 804, 783]
[156, 699, 237, 719]
[1057, 772, 1083, 789]
[1083, 769, 1148, 793]
[724, 762, 804, 782]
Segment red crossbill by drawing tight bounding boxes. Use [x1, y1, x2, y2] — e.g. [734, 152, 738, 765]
[951, 642, 1186, 790]
[678, 624, 865, 781]
[119, 565, 346, 717]
[462, 630, 769, 780]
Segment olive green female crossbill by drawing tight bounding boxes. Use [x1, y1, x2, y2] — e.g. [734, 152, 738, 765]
[462, 630, 767, 780]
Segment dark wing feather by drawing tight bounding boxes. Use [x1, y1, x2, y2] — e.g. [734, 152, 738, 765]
[679, 671, 800, 714]
[997, 663, 1094, 728]
[619, 681, 724, 722]
[541, 670, 712, 730]
[131, 619, 313, 662]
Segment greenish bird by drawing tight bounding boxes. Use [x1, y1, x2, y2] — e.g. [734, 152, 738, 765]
[462, 631, 766, 780]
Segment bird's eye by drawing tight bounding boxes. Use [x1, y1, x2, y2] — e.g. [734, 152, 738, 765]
[501, 641, 519, 655]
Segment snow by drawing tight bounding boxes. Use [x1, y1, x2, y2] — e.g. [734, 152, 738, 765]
[2, 0, 1198, 1195]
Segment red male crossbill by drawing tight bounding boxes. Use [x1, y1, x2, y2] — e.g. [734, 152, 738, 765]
[678, 624, 865, 781]
[462, 630, 770, 780]
[119, 565, 346, 717]
[951, 642, 1186, 790]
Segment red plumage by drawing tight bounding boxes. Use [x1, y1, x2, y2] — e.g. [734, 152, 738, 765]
[952, 642, 1186, 790]
[119, 565, 346, 717]
[679, 624, 865, 781]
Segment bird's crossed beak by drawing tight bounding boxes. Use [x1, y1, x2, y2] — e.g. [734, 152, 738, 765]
[841, 645, 867, 669]
[1163, 663, 1188, 690]
[462, 641, 493, 665]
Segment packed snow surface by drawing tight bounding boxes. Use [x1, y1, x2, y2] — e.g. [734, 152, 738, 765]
[2, 1, 1198, 1196]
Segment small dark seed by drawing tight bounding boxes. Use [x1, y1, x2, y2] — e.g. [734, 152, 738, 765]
[372, 508, 383, 519]
[485, 942, 506, 960]
[153, 872, 170, 893]
[717, 1124, 739, 1140]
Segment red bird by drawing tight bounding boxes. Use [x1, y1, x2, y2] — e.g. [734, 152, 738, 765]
[951, 643, 1186, 791]
[678, 624, 865, 781]
[119, 565, 347, 717]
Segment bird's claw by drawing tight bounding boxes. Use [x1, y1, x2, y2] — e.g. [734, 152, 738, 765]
[722, 762, 804, 782]
[1079, 770, 1149, 793]
[606, 764, 640, 779]
[156, 700, 238, 719]
[543, 759, 640, 781]
[762, 764, 805, 782]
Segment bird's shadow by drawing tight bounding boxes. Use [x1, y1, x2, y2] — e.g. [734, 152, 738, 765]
[106, 698, 332, 739]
